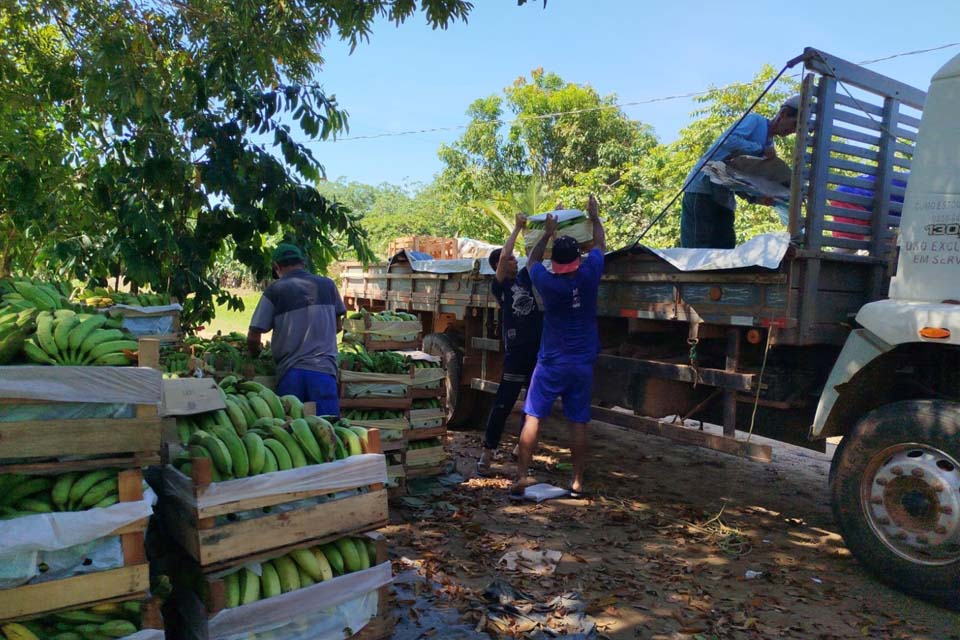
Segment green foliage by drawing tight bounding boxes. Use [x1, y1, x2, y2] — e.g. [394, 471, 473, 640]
[0, 0, 494, 326]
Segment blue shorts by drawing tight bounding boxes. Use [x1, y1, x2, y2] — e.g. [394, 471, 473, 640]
[276, 368, 340, 418]
[523, 363, 594, 424]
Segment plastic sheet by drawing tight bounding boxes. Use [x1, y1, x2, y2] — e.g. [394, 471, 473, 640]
[207, 562, 391, 640]
[643, 232, 790, 272]
[343, 319, 420, 341]
[0, 366, 162, 404]
[524, 210, 593, 252]
[122, 631, 166, 640]
[120, 315, 176, 337]
[412, 368, 445, 386]
[0, 489, 155, 588]
[347, 419, 408, 440]
[340, 370, 411, 385]
[0, 402, 134, 422]
[164, 454, 387, 511]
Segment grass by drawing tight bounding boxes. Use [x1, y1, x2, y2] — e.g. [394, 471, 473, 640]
[199, 290, 262, 338]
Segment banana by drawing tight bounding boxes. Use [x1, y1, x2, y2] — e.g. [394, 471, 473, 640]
[259, 389, 285, 420]
[320, 544, 345, 576]
[89, 603, 123, 616]
[68, 314, 108, 351]
[233, 394, 259, 426]
[349, 426, 370, 453]
[335, 426, 363, 457]
[261, 446, 279, 474]
[23, 339, 56, 364]
[81, 477, 118, 508]
[364, 538, 377, 566]
[98, 620, 138, 638]
[298, 567, 316, 587]
[335, 537, 364, 573]
[67, 470, 113, 509]
[267, 426, 308, 468]
[224, 571, 241, 608]
[280, 395, 304, 420]
[35, 312, 59, 356]
[53, 610, 109, 624]
[311, 547, 334, 581]
[247, 393, 273, 420]
[93, 495, 119, 509]
[13, 281, 56, 310]
[94, 353, 133, 366]
[272, 555, 301, 593]
[289, 419, 323, 464]
[305, 416, 336, 462]
[262, 438, 293, 471]
[353, 538, 370, 570]
[78, 329, 125, 356]
[87, 339, 139, 362]
[53, 314, 78, 354]
[1, 477, 53, 508]
[289, 547, 323, 582]
[17, 497, 54, 513]
[1, 622, 41, 640]
[237, 380, 271, 394]
[49, 632, 84, 640]
[51, 471, 80, 510]
[242, 432, 266, 476]
[260, 562, 282, 599]
[213, 409, 234, 433]
[239, 567, 260, 605]
[223, 398, 248, 436]
[211, 426, 249, 478]
[190, 432, 233, 477]
[0, 328, 25, 365]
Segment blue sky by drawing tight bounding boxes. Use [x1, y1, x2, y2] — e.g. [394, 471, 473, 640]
[306, 0, 960, 187]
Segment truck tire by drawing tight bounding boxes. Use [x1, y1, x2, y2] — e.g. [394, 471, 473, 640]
[422, 333, 474, 427]
[830, 400, 960, 609]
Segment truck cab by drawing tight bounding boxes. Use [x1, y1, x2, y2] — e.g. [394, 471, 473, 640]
[815, 52, 960, 607]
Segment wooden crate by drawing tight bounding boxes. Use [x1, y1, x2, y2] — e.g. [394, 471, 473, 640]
[181, 532, 394, 640]
[163, 432, 390, 569]
[0, 469, 151, 622]
[387, 235, 457, 260]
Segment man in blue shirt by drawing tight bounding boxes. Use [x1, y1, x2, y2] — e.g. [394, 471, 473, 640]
[511, 196, 605, 498]
[477, 214, 544, 476]
[248, 244, 346, 417]
[680, 95, 801, 249]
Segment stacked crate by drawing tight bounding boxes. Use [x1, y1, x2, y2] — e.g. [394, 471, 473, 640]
[159, 380, 393, 639]
[405, 355, 449, 480]
[0, 365, 165, 638]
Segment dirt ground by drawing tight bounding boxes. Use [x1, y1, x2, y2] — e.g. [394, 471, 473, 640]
[383, 417, 960, 639]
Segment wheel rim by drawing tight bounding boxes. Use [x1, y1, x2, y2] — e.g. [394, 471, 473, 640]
[862, 443, 960, 566]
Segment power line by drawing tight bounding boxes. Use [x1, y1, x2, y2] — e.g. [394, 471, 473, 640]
[327, 42, 960, 143]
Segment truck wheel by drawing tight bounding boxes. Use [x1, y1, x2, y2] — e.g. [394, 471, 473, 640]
[422, 333, 474, 427]
[830, 400, 960, 608]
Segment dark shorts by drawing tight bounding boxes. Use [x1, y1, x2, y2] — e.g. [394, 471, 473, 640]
[523, 362, 594, 424]
[276, 368, 340, 417]
[503, 348, 539, 383]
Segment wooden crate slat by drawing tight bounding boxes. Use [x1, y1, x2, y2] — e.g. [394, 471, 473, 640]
[181, 489, 389, 566]
[0, 416, 162, 460]
[0, 565, 149, 622]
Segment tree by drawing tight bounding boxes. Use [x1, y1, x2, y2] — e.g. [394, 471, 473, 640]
[1, 1, 532, 325]
[435, 69, 659, 247]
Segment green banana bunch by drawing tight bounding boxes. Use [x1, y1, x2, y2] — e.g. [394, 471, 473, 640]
[408, 437, 444, 450]
[219, 536, 376, 608]
[1, 598, 147, 638]
[0, 470, 124, 520]
[19, 310, 136, 366]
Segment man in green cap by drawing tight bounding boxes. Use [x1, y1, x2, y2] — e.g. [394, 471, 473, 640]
[247, 243, 346, 415]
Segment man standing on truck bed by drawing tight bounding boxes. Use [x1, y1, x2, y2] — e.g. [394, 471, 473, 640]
[511, 196, 606, 498]
[680, 95, 801, 249]
[247, 243, 346, 417]
[477, 214, 544, 476]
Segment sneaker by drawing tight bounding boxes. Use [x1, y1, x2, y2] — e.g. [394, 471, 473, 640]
[477, 449, 494, 476]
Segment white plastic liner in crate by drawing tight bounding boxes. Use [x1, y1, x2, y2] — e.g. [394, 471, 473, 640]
[108, 302, 182, 338]
[0, 488, 156, 589]
[208, 562, 392, 640]
[343, 318, 420, 342]
[164, 454, 387, 510]
[0, 366, 162, 405]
